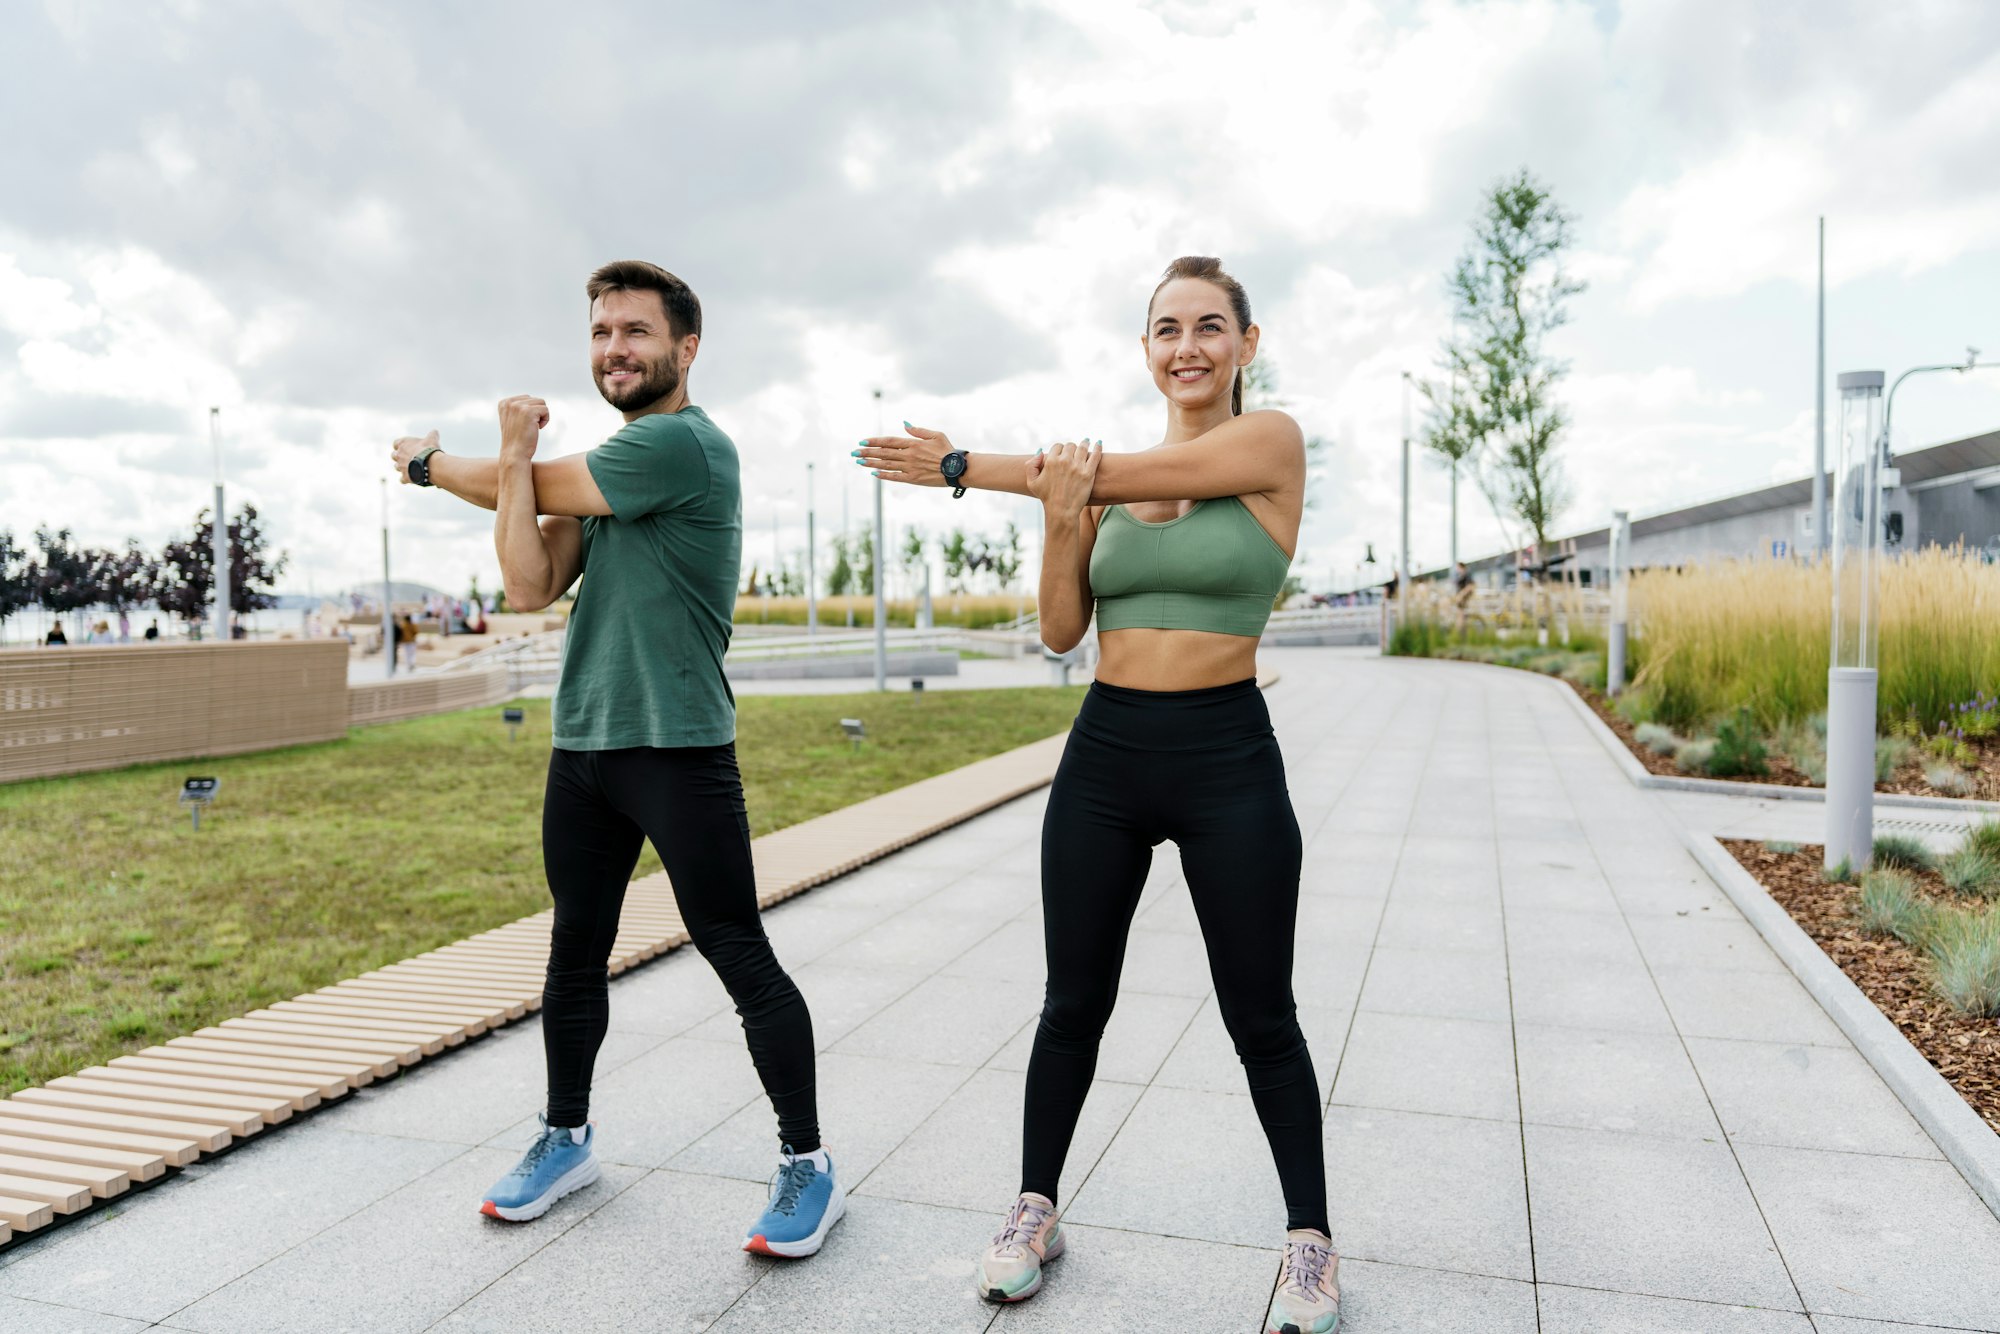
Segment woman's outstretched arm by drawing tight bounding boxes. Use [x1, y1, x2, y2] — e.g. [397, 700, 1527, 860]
[857, 411, 1304, 504]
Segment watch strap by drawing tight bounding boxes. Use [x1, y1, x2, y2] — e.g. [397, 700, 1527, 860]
[409, 445, 442, 487]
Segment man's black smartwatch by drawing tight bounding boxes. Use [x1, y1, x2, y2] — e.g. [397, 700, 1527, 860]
[408, 445, 442, 487]
[940, 450, 968, 498]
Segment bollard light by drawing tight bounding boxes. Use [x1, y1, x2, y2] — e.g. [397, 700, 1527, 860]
[180, 776, 220, 832]
[502, 706, 525, 742]
[840, 717, 867, 752]
[1606, 509, 1631, 696]
[1825, 370, 1885, 874]
[910, 677, 924, 699]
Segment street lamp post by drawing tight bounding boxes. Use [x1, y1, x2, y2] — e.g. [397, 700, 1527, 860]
[1606, 509, 1631, 696]
[210, 407, 230, 644]
[1399, 372, 1412, 606]
[806, 462, 818, 638]
[380, 478, 395, 680]
[872, 388, 887, 692]
[1825, 371, 1884, 874]
[1812, 218, 1828, 557]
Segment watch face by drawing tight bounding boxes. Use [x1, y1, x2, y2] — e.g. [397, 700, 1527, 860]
[941, 452, 966, 480]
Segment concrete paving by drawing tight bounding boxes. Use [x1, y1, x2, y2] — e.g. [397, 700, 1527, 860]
[4, 647, 1999, 1332]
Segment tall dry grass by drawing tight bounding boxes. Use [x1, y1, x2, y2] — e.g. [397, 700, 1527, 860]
[733, 594, 1031, 629]
[1627, 549, 2000, 731]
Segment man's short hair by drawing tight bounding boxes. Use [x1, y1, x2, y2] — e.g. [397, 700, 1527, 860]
[586, 260, 702, 341]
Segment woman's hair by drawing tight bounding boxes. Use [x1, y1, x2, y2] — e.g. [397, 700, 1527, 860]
[1148, 256, 1253, 415]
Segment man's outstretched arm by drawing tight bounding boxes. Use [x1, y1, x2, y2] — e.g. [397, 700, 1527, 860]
[391, 430, 613, 517]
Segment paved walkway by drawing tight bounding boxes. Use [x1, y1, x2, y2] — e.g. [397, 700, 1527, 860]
[4, 648, 1999, 1333]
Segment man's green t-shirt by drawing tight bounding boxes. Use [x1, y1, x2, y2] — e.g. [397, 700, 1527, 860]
[552, 406, 741, 750]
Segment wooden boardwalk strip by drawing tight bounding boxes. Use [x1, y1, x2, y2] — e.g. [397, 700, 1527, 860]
[1, 725, 1069, 1244]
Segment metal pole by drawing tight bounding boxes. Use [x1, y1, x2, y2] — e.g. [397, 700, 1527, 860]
[1399, 371, 1412, 603]
[380, 478, 395, 679]
[1813, 217, 1828, 557]
[843, 460, 853, 628]
[210, 407, 229, 644]
[872, 388, 887, 691]
[1607, 509, 1630, 696]
[1826, 370, 1885, 873]
[806, 462, 818, 638]
[1450, 460, 1459, 571]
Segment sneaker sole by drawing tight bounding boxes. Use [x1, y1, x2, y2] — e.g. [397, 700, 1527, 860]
[1266, 1316, 1340, 1334]
[479, 1156, 601, 1222]
[742, 1180, 848, 1258]
[979, 1232, 1065, 1303]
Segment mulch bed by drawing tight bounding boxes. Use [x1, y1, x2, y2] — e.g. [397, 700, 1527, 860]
[1723, 839, 2000, 1134]
[1567, 681, 2000, 801]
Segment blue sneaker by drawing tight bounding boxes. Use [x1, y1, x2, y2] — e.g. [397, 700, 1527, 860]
[479, 1114, 601, 1221]
[741, 1147, 846, 1257]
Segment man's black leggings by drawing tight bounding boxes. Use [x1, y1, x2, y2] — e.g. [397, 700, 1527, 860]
[1023, 679, 1326, 1234]
[540, 745, 818, 1152]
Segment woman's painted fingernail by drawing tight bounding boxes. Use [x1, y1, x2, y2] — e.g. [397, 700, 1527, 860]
[849, 449, 861, 457]
[871, 470, 883, 477]
[902, 420, 913, 430]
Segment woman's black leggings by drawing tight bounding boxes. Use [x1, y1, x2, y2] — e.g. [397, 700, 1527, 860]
[1023, 679, 1326, 1234]
[540, 745, 818, 1152]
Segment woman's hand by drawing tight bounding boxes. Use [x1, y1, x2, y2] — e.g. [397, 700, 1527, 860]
[855, 422, 954, 486]
[1027, 440, 1101, 516]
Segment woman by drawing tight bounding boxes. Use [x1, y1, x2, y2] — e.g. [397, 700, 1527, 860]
[856, 256, 1338, 1334]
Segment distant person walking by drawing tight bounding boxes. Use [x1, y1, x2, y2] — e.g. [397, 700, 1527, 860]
[858, 257, 1338, 1333]
[45, 623, 67, 647]
[143, 618, 160, 641]
[395, 614, 418, 671]
[389, 260, 842, 1259]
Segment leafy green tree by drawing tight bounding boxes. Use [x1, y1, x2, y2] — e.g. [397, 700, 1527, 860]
[826, 534, 853, 597]
[991, 522, 1023, 591]
[1424, 168, 1584, 552]
[855, 525, 877, 596]
[941, 528, 972, 593]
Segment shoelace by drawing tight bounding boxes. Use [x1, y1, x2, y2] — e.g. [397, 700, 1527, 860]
[512, 1126, 567, 1178]
[991, 1196, 1055, 1256]
[767, 1156, 816, 1216]
[1281, 1239, 1335, 1296]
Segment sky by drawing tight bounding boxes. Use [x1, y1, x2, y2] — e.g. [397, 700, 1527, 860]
[3, 0, 1999, 601]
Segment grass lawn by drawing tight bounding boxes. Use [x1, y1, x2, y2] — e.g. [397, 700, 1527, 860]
[0, 687, 1084, 1096]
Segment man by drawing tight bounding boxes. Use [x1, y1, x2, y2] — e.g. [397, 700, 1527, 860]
[388, 260, 842, 1258]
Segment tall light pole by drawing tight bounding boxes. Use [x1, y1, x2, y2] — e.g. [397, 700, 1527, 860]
[210, 407, 230, 644]
[872, 388, 888, 691]
[1812, 218, 1828, 557]
[1399, 371, 1412, 596]
[380, 478, 395, 679]
[806, 462, 818, 638]
[1826, 371, 1884, 873]
[1606, 509, 1631, 696]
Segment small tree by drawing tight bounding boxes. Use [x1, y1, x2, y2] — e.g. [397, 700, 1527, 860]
[1425, 168, 1584, 554]
[225, 504, 288, 615]
[854, 526, 876, 597]
[941, 528, 972, 594]
[32, 527, 101, 638]
[1240, 360, 1330, 512]
[991, 522, 1023, 591]
[154, 527, 214, 632]
[96, 540, 159, 620]
[0, 530, 32, 638]
[826, 534, 853, 597]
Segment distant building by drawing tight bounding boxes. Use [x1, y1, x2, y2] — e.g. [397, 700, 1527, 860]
[1440, 426, 2000, 588]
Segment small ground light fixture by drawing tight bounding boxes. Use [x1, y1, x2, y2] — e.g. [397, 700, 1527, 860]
[910, 677, 924, 699]
[840, 718, 867, 752]
[502, 706, 525, 741]
[180, 776, 220, 831]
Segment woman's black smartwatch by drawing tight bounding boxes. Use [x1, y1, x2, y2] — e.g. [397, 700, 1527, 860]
[940, 450, 968, 498]
[408, 446, 442, 487]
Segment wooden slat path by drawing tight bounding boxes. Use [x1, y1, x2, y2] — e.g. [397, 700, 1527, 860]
[0, 729, 1070, 1246]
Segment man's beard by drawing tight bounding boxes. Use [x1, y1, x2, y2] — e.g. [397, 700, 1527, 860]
[594, 354, 682, 411]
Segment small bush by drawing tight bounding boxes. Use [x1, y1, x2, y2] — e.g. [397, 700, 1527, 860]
[1952, 691, 2000, 740]
[1388, 616, 1450, 658]
[1762, 840, 1801, 854]
[1872, 833, 1936, 873]
[1776, 719, 1827, 785]
[1823, 857, 1858, 885]
[1965, 820, 2000, 861]
[1633, 722, 1682, 756]
[1705, 708, 1768, 778]
[1876, 735, 1915, 782]
[1941, 846, 2000, 898]
[1925, 762, 1976, 796]
[1927, 908, 2000, 1017]
[1857, 869, 1936, 946]
[1675, 738, 1717, 774]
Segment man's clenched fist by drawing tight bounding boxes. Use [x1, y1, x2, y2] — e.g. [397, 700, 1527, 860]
[499, 395, 550, 461]
[390, 429, 440, 484]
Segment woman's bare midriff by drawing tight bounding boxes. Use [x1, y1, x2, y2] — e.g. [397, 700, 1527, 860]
[1094, 627, 1259, 692]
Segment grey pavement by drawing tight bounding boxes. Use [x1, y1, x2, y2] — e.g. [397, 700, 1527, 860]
[5, 647, 2000, 1332]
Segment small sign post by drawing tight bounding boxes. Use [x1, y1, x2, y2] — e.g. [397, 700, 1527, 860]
[910, 678, 925, 700]
[180, 777, 220, 832]
[502, 706, 525, 742]
[839, 718, 866, 753]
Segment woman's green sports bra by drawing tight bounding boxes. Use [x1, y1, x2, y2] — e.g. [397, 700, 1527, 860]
[1089, 496, 1291, 638]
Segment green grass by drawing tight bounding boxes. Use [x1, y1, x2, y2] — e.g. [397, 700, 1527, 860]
[0, 687, 1085, 1096]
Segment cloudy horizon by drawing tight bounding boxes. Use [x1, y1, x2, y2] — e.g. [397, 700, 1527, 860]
[5, 0, 1999, 607]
